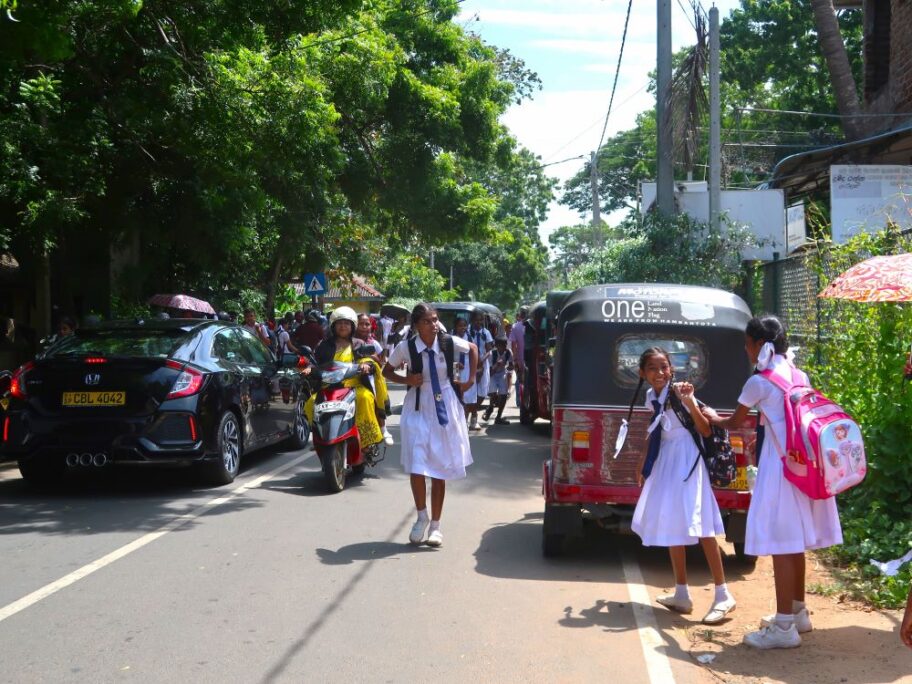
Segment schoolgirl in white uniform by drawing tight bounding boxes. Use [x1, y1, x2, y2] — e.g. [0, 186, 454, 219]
[629, 347, 736, 625]
[382, 303, 478, 548]
[704, 315, 842, 650]
[464, 312, 493, 430]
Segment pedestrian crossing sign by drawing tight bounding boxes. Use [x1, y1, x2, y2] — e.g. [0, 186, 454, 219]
[304, 272, 327, 294]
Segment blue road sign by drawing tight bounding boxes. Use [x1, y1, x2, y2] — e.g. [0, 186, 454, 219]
[303, 272, 327, 295]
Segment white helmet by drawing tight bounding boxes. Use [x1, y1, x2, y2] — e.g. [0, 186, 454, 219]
[329, 306, 358, 329]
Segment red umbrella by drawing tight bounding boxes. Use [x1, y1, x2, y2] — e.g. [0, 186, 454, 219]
[148, 294, 216, 315]
[818, 253, 912, 302]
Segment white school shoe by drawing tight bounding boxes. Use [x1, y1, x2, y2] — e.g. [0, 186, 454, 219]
[656, 594, 693, 614]
[702, 597, 736, 624]
[427, 528, 443, 547]
[743, 622, 801, 649]
[383, 429, 394, 446]
[409, 519, 429, 544]
[760, 608, 813, 633]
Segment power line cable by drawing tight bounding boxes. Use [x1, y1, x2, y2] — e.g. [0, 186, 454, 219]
[595, 0, 634, 153]
[675, 0, 697, 31]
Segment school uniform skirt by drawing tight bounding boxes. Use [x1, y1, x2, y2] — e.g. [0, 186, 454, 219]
[745, 419, 842, 556]
[400, 382, 473, 480]
[632, 426, 725, 546]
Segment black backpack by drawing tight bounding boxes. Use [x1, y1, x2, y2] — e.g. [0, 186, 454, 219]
[407, 334, 457, 409]
[667, 392, 738, 488]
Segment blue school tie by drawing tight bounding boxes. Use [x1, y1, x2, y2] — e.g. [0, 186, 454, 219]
[426, 349, 449, 426]
[641, 399, 663, 479]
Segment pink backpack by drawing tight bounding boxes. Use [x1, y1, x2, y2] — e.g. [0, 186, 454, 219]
[760, 367, 866, 499]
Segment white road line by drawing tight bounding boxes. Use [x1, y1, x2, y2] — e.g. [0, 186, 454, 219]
[622, 553, 677, 684]
[0, 452, 312, 625]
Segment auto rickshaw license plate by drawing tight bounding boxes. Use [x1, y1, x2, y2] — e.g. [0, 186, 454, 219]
[62, 391, 126, 407]
[730, 466, 748, 490]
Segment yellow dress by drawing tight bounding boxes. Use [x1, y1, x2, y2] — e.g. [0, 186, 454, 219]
[305, 345, 387, 447]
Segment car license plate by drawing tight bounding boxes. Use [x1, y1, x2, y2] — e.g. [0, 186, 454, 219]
[62, 391, 126, 407]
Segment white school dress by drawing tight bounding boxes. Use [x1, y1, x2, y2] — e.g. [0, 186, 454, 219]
[388, 335, 473, 480]
[465, 326, 493, 401]
[738, 354, 843, 556]
[631, 388, 725, 546]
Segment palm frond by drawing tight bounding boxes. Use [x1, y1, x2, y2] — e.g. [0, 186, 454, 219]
[664, 13, 709, 176]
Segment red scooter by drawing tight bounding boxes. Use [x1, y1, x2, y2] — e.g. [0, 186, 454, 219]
[311, 360, 383, 492]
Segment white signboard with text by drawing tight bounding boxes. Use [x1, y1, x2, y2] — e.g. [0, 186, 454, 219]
[640, 183, 786, 261]
[786, 202, 806, 253]
[830, 164, 912, 243]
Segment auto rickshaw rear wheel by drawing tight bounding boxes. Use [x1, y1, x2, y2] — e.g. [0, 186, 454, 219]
[542, 532, 566, 557]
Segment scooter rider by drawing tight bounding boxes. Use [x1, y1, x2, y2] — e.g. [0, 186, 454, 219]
[306, 307, 388, 447]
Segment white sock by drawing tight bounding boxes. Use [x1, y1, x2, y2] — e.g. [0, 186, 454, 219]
[714, 583, 732, 603]
[792, 600, 806, 613]
[674, 584, 690, 600]
[416, 508, 429, 522]
[774, 612, 794, 630]
[429, 520, 440, 532]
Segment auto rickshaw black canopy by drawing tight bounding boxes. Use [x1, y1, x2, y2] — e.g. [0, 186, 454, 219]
[553, 283, 753, 410]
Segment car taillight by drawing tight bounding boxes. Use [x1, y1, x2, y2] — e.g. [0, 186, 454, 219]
[165, 360, 204, 399]
[84, 357, 107, 364]
[9, 361, 33, 400]
[188, 415, 198, 441]
[2, 416, 9, 442]
[571, 431, 589, 462]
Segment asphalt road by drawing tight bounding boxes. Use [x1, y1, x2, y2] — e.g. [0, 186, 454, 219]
[0, 389, 720, 684]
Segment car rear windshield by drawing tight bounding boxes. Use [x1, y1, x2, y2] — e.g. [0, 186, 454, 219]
[47, 329, 194, 359]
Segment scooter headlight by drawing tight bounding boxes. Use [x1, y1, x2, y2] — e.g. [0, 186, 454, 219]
[344, 402, 356, 420]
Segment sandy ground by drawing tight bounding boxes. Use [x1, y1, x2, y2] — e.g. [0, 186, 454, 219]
[637, 543, 912, 684]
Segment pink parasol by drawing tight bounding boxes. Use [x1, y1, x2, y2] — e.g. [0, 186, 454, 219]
[818, 253, 912, 303]
[148, 294, 216, 315]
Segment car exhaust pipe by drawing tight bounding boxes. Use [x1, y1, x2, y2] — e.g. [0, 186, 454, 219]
[92, 453, 108, 467]
[65, 453, 79, 467]
[79, 453, 93, 467]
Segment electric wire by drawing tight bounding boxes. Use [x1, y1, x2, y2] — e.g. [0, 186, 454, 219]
[595, 0, 635, 153]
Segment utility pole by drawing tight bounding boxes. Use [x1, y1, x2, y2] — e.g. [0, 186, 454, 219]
[429, 248, 434, 270]
[589, 151, 601, 244]
[709, 6, 721, 232]
[656, 0, 674, 215]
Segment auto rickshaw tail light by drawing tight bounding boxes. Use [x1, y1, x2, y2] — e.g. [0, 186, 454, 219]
[730, 435, 746, 467]
[571, 431, 590, 461]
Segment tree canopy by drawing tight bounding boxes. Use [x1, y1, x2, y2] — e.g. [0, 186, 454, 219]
[0, 0, 544, 316]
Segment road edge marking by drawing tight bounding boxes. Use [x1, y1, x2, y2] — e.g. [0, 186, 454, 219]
[0, 452, 312, 624]
[622, 552, 678, 684]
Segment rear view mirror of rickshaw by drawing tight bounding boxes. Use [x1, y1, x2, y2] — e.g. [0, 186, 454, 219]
[541, 283, 760, 560]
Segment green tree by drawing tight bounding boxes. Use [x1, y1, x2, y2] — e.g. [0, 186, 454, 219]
[0, 0, 534, 320]
[566, 213, 754, 291]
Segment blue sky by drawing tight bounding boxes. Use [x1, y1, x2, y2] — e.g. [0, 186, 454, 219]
[455, 0, 743, 244]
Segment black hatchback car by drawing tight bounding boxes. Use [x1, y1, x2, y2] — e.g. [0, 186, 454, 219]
[1, 319, 311, 486]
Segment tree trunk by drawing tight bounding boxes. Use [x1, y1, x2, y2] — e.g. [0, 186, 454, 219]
[810, 0, 865, 140]
[263, 237, 288, 322]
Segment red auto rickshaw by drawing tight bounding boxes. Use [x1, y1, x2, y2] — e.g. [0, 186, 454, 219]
[518, 292, 569, 425]
[542, 283, 757, 559]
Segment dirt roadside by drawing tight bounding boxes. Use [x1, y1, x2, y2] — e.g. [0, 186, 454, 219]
[637, 544, 912, 684]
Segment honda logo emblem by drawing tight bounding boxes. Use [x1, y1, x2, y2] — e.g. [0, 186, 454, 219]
[84, 374, 101, 386]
